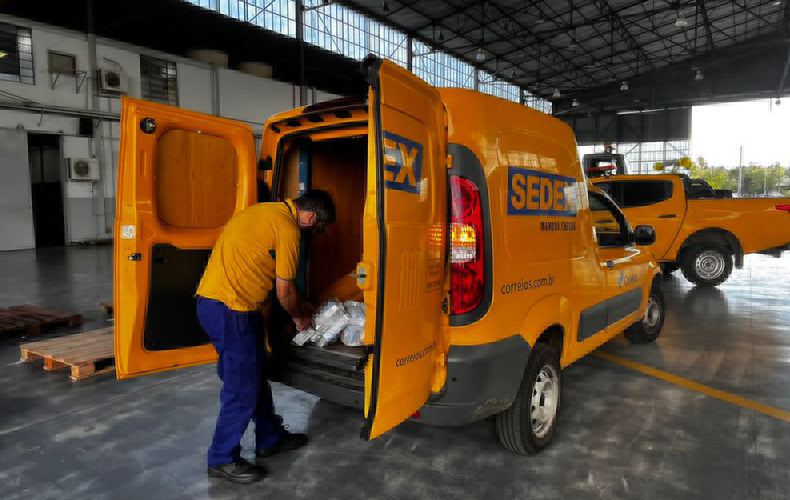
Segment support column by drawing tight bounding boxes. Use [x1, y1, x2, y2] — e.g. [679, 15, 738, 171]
[295, 0, 307, 105]
[86, 0, 109, 239]
[406, 34, 413, 72]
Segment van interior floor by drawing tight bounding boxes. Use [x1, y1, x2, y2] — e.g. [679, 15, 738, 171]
[2, 246, 790, 500]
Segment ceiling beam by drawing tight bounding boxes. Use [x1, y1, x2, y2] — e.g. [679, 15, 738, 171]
[696, 0, 715, 51]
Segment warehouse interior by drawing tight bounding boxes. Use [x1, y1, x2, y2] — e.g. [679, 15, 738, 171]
[1, 1, 789, 498]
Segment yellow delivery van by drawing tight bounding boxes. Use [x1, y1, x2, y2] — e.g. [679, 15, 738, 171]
[114, 56, 663, 454]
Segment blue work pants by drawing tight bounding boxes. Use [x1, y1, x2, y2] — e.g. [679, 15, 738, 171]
[196, 297, 285, 466]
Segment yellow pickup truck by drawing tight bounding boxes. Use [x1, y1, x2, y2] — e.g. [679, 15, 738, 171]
[591, 174, 790, 286]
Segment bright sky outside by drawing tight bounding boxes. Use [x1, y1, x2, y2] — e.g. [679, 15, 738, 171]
[691, 98, 790, 168]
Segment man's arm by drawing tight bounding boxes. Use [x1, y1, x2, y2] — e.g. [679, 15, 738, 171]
[276, 277, 313, 331]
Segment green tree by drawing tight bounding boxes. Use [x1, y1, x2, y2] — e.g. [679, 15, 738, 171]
[687, 156, 737, 191]
[676, 156, 788, 196]
[739, 163, 787, 195]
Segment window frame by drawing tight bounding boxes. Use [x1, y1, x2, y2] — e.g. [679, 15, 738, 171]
[588, 190, 632, 249]
[140, 55, 179, 106]
[0, 22, 34, 85]
[47, 50, 77, 76]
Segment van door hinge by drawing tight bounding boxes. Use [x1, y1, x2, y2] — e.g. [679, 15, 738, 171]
[128, 253, 142, 261]
[355, 346, 374, 372]
[445, 154, 453, 169]
[442, 296, 449, 314]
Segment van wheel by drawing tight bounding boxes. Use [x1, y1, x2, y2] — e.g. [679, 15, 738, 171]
[496, 343, 561, 455]
[624, 285, 665, 343]
[681, 242, 733, 287]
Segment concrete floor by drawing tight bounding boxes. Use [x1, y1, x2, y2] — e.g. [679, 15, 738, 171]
[1, 246, 789, 500]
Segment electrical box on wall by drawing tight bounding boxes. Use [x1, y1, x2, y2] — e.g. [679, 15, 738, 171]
[68, 158, 100, 181]
[97, 68, 130, 94]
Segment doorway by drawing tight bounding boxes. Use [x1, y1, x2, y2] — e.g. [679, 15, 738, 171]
[27, 133, 66, 247]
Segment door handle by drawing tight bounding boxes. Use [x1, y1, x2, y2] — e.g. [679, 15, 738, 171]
[658, 214, 677, 219]
[605, 260, 614, 269]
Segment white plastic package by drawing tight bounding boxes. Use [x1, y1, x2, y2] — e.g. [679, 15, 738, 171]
[344, 301, 365, 326]
[341, 324, 365, 346]
[293, 299, 366, 347]
[292, 329, 316, 346]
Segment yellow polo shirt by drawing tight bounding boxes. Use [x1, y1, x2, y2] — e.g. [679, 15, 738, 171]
[197, 199, 300, 312]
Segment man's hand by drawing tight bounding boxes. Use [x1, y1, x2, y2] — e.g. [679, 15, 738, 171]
[277, 277, 315, 330]
[293, 316, 313, 331]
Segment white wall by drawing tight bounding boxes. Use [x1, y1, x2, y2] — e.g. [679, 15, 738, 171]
[0, 13, 346, 250]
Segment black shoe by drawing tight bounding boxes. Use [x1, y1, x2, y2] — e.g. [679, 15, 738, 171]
[256, 431, 309, 461]
[207, 458, 265, 484]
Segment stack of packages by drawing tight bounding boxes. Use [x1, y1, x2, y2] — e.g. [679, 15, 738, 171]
[293, 300, 365, 347]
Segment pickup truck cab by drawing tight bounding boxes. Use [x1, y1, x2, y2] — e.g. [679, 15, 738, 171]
[113, 57, 663, 454]
[591, 174, 790, 286]
[582, 152, 628, 178]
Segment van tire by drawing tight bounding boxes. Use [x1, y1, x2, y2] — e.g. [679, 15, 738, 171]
[496, 342, 561, 455]
[681, 242, 733, 287]
[624, 285, 665, 344]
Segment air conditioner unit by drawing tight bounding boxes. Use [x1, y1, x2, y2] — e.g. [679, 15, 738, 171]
[98, 68, 129, 94]
[69, 158, 100, 181]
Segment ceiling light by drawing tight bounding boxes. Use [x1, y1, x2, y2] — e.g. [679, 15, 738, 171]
[438, 31, 444, 42]
[620, 80, 629, 91]
[572, 98, 580, 107]
[695, 69, 704, 81]
[552, 88, 561, 98]
[382, 1, 389, 12]
[510, 68, 516, 78]
[475, 48, 486, 61]
[773, 1, 781, 6]
[0, 51, 6, 59]
[675, 15, 689, 27]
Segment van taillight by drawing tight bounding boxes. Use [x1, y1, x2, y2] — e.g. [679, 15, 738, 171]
[450, 176, 484, 315]
[776, 205, 790, 213]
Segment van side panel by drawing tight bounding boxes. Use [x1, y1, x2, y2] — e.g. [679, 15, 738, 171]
[439, 89, 606, 358]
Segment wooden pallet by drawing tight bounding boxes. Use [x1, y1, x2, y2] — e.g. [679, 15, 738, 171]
[20, 328, 115, 381]
[100, 301, 113, 315]
[0, 305, 83, 337]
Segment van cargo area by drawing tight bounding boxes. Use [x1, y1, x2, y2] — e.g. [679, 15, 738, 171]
[268, 133, 369, 408]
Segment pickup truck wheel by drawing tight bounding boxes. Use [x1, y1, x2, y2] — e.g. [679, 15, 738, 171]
[624, 286, 665, 343]
[496, 342, 561, 455]
[682, 242, 733, 287]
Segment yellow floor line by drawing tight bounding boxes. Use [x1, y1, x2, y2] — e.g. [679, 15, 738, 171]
[593, 351, 790, 424]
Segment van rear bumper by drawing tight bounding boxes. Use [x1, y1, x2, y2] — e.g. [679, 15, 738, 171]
[419, 335, 530, 426]
[275, 334, 531, 427]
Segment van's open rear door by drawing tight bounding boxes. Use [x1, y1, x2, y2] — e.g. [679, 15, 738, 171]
[114, 97, 257, 379]
[361, 58, 448, 439]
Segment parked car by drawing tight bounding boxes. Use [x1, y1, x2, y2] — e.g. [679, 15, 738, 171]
[113, 56, 664, 454]
[591, 174, 790, 286]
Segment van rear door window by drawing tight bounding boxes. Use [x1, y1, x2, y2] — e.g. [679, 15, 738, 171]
[616, 180, 673, 208]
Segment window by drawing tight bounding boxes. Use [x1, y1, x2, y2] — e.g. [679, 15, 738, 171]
[187, 0, 553, 112]
[616, 181, 673, 208]
[0, 22, 34, 84]
[140, 55, 178, 105]
[48, 51, 76, 75]
[589, 190, 630, 248]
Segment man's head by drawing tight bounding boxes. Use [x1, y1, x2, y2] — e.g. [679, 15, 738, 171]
[293, 190, 336, 235]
